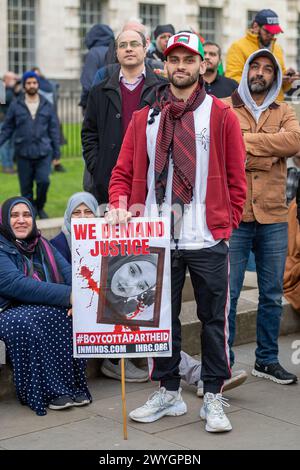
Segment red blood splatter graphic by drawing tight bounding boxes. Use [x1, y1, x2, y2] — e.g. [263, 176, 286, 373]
[80, 266, 100, 295]
[79, 265, 140, 331]
[126, 301, 144, 320]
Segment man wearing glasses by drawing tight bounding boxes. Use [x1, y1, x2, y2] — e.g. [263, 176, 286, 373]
[82, 29, 165, 207]
[225, 9, 299, 101]
[81, 29, 165, 383]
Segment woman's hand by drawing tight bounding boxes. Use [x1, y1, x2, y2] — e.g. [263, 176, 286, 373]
[67, 308, 73, 317]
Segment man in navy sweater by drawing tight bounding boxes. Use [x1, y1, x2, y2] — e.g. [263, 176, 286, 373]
[82, 29, 166, 206]
[82, 29, 165, 382]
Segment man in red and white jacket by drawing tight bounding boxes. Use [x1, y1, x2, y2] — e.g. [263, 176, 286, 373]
[107, 33, 247, 433]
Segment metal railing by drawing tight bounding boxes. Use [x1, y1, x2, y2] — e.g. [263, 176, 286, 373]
[57, 90, 83, 158]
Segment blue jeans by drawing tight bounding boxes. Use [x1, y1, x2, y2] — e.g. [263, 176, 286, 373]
[246, 250, 256, 272]
[229, 221, 288, 366]
[17, 155, 52, 210]
[0, 122, 14, 169]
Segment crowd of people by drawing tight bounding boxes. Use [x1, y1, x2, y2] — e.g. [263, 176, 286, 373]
[0, 8, 299, 434]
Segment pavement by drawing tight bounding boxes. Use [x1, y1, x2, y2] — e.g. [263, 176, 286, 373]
[1, 218, 300, 450]
[0, 333, 299, 450]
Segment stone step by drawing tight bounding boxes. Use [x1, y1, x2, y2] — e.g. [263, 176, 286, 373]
[1, 288, 299, 398]
[2, 220, 300, 398]
[180, 291, 300, 355]
[37, 217, 63, 240]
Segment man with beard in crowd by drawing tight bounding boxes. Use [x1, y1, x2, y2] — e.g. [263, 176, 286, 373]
[106, 33, 246, 432]
[0, 71, 60, 219]
[225, 9, 298, 101]
[203, 41, 238, 98]
[224, 49, 300, 386]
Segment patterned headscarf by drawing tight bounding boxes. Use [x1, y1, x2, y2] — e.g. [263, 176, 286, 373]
[0, 197, 62, 283]
[0, 197, 39, 254]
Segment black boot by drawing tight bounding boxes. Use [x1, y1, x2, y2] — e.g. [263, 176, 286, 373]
[38, 209, 49, 219]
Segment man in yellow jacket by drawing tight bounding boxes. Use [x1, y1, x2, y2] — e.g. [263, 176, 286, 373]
[225, 9, 298, 101]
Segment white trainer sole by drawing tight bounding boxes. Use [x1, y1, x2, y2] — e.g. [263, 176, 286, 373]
[205, 423, 232, 433]
[129, 401, 187, 423]
[251, 368, 296, 385]
[200, 408, 232, 433]
[72, 399, 91, 407]
[49, 401, 74, 410]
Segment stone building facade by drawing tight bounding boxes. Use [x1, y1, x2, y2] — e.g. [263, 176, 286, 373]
[0, 0, 300, 81]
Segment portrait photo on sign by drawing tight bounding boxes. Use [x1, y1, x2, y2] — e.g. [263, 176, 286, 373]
[97, 247, 165, 327]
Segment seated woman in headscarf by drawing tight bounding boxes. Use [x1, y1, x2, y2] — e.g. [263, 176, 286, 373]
[0, 197, 91, 416]
[51, 192, 99, 263]
[51, 192, 149, 383]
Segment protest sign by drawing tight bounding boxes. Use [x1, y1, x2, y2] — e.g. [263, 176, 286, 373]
[72, 217, 171, 359]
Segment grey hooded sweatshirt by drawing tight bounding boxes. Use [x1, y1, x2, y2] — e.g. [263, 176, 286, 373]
[237, 49, 282, 123]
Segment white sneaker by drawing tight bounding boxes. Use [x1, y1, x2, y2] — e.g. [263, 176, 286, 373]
[129, 387, 187, 423]
[200, 393, 232, 432]
[100, 358, 149, 383]
[197, 370, 248, 397]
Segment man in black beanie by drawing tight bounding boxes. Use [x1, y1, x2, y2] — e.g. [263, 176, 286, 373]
[147, 24, 175, 62]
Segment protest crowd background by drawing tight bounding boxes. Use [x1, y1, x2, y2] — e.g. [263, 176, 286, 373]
[0, 0, 300, 444]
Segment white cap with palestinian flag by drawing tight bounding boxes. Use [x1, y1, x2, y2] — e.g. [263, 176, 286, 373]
[164, 33, 205, 59]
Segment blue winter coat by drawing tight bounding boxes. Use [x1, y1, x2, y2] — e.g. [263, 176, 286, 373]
[0, 234, 72, 312]
[50, 232, 71, 264]
[0, 94, 60, 159]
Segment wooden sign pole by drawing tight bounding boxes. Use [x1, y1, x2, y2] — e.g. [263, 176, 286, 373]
[121, 358, 128, 440]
